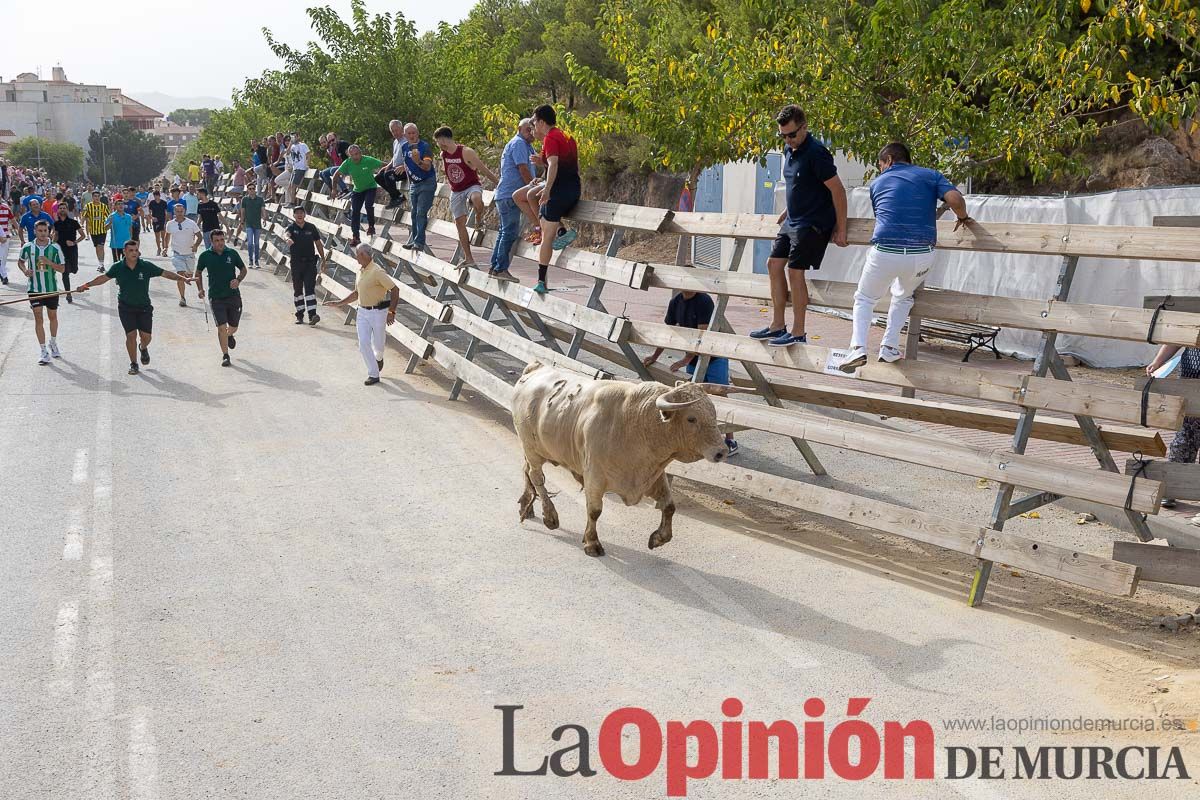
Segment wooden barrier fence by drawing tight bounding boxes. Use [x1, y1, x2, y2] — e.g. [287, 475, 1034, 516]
[212, 168, 1200, 605]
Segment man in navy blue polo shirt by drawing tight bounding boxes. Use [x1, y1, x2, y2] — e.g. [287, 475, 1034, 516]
[839, 142, 971, 372]
[750, 104, 848, 348]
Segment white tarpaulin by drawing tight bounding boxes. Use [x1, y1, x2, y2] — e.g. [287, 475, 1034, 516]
[811, 185, 1200, 367]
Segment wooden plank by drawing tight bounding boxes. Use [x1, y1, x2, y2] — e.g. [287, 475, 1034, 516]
[529, 313, 1165, 455]
[1134, 377, 1200, 417]
[458, 269, 631, 343]
[569, 200, 673, 233]
[428, 340, 515, 407]
[645, 267, 1200, 348]
[1112, 541, 1200, 587]
[1153, 216, 1200, 228]
[672, 460, 1138, 596]
[666, 213, 1200, 262]
[1123, 460, 1200, 500]
[446, 307, 607, 380]
[628, 321, 1182, 428]
[711, 396, 1162, 514]
[1144, 295, 1200, 315]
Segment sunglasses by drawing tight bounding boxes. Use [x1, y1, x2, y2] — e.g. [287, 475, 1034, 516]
[777, 126, 804, 140]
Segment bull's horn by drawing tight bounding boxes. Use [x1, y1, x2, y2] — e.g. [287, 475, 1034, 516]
[656, 388, 703, 410]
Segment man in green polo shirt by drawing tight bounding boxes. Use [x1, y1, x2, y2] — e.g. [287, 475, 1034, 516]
[195, 229, 248, 367]
[335, 144, 384, 246]
[76, 239, 194, 375]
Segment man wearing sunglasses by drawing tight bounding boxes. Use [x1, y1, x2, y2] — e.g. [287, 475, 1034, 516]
[838, 142, 971, 372]
[750, 104, 848, 348]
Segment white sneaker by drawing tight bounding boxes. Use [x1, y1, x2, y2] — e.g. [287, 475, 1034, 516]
[878, 345, 902, 363]
[38, 348, 50, 365]
[838, 347, 868, 373]
[49, 340, 61, 359]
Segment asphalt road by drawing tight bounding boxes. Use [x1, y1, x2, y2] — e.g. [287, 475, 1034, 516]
[2, 242, 1197, 799]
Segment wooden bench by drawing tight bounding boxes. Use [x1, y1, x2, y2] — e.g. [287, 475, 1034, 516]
[878, 317, 1002, 362]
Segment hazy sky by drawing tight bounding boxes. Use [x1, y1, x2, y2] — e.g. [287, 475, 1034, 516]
[3, 1, 478, 103]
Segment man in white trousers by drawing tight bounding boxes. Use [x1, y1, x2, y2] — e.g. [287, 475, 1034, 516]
[323, 243, 399, 386]
[839, 142, 972, 372]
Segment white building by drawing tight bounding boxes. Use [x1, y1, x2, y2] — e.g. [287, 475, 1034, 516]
[0, 67, 163, 153]
[148, 121, 202, 158]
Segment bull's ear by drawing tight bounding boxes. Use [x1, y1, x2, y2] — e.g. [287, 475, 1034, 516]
[658, 409, 674, 423]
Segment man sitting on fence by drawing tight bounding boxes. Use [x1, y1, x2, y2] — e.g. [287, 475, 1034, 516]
[839, 142, 971, 372]
[642, 287, 739, 456]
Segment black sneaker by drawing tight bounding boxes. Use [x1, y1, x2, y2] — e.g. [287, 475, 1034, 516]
[1, 277, 7, 285]
[309, 314, 320, 326]
[364, 376, 380, 386]
[295, 315, 305, 325]
[221, 353, 231, 367]
[139, 347, 150, 365]
[227, 334, 236, 350]
[179, 298, 187, 307]
[128, 362, 139, 375]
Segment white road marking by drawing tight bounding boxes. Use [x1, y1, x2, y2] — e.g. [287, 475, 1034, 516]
[128, 707, 161, 800]
[48, 600, 79, 697]
[83, 295, 117, 797]
[63, 507, 85, 561]
[71, 448, 89, 484]
[667, 564, 821, 669]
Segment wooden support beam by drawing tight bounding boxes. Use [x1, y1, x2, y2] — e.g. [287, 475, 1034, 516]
[1134, 376, 1200, 417]
[671, 461, 1139, 596]
[568, 200, 674, 232]
[629, 321, 1183, 429]
[666, 213, 1200, 262]
[1112, 541, 1200, 587]
[1123, 459, 1200, 500]
[711, 396, 1162, 514]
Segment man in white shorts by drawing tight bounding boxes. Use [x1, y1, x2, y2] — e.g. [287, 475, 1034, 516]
[433, 126, 498, 269]
[166, 203, 202, 307]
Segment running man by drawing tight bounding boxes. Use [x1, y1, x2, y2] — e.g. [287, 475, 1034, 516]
[51, 205, 84, 304]
[433, 126, 499, 269]
[285, 206, 326, 325]
[75, 239, 193, 376]
[105, 200, 134, 265]
[19, 220, 65, 365]
[18, 198, 54, 246]
[0, 196, 12, 285]
[195, 229, 247, 367]
[323, 242, 398, 386]
[196, 188, 222, 249]
[147, 189, 169, 256]
[529, 104, 581, 295]
[81, 190, 110, 271]
[165, 204, 202, 307]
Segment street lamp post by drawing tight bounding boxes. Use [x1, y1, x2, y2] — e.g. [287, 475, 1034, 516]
[100, 135, 108, 187]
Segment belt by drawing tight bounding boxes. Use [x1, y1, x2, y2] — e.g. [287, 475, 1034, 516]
[874, 244, 934, 255]
[365, 301, 391, 310]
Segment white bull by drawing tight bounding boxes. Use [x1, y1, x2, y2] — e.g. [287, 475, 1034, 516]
[511, 362, 728, 556]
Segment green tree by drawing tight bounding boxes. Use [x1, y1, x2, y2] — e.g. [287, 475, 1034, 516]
[86, 120, 168, 186]
[169, 140, 203, 182]
[167, 108, 215, 127]
[5, 137, 85, 182]
[195, 100, 286, 166]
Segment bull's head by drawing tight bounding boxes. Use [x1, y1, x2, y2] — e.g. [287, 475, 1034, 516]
[655, 384, 727, 464]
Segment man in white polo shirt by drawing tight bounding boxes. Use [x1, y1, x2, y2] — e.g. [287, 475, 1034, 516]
[286, 134, 310, 206]
[166, 203, 202, 307]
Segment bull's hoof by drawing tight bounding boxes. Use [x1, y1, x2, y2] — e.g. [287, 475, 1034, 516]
[648, 530, 673, 549]
[584, 541, 605, 557]
[518, 503, 534, 522]
[543, 510, 560, 530]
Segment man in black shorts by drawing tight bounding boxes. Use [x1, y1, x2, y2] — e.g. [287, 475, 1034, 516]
[75, 239, 194, 375]
[196, 188, 222, 250]
[195, 230, 247, 367]
[748, 104, 848, 347]
[147, 189, 169, 256]
[51, 205, 84, 304]
[285, 206, 326, 325]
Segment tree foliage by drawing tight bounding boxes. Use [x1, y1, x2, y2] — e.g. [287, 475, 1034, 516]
[86, 120, 169, 186]
[5, 137, 85, 182]
[200, 0, 1199, 186]
[167, 108, 215, 127]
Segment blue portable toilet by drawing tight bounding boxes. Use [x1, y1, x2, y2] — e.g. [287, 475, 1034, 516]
[692, 165, 724, 269]
[752, 153, 783, 274]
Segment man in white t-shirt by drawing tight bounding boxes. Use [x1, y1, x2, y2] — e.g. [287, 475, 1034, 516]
[287, 135, 310, 206]
[166, 203, 202, 307]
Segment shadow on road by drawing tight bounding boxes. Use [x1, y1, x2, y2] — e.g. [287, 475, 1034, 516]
[233, 358, 324, 396]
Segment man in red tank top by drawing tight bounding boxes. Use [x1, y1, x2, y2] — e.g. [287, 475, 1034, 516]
[433, 126, 499, 269]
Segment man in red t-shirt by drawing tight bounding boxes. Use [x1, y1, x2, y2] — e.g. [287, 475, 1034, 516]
[433, 126, 499, 269]
[530, 104, 581, 294]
